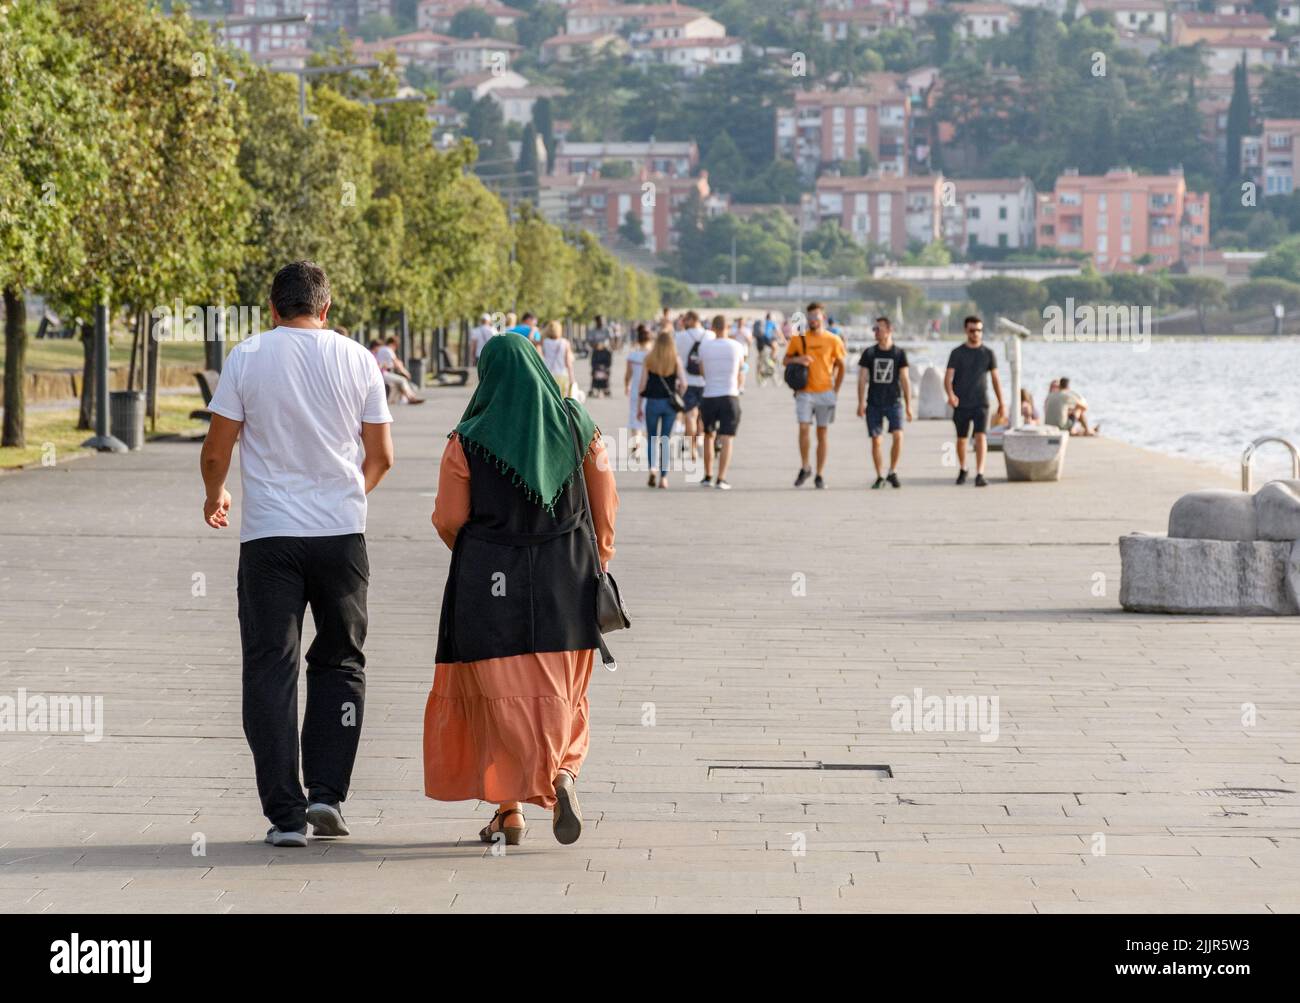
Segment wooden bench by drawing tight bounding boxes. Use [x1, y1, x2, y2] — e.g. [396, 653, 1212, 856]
[434, 348, 469, 386]
[190, 369, 220, 421]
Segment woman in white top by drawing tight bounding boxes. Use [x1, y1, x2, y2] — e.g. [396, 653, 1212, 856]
[624, 323, 651, 457]
[540, 320, 576, 397]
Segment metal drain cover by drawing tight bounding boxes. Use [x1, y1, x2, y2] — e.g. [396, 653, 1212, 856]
[708, 761, 892, 778]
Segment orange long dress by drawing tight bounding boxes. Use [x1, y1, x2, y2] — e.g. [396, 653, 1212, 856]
[423, 434, 618, 810]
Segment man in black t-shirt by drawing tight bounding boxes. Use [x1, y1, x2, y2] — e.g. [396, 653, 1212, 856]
[944, 315, 1006, 487]
[855, 316, 913, 489]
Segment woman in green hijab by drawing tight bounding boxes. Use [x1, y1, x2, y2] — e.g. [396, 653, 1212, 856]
[424, 333, 619, 846]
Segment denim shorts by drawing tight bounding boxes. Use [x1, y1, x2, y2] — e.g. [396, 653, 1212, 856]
[683, 385, 705, 411]
[867, 401, 904, 437]
[795, 389, 837, 427]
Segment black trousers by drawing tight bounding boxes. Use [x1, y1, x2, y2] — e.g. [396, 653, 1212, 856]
[237, 534, 368, 831]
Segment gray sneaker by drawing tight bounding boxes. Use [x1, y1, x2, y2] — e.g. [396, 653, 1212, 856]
[306, 802, 350, 837]
[264, 827, 308, 848]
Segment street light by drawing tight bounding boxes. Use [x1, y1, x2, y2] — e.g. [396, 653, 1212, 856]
[288, 62, 383, 123]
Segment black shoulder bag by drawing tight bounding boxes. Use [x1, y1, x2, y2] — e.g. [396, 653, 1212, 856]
[783, 334, 809, 392]
[563, 405, 631, 671]
[655, 371, 686, 413]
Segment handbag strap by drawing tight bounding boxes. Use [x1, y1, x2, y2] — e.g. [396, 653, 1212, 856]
[563, 403, 617, 670]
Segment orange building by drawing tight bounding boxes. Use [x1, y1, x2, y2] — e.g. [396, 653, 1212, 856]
[1036, 168, 1209, 270]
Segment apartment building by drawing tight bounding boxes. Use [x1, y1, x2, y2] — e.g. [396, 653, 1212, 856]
[814, 174, 944, 255]
[939, 177, 1037, 253]
[417, 0, 523, 33]
[1036, 168, 1210, 270]
[225, 0, 318, 55]
[1171, 11, 1273, 44]
[564, 3, 707, 35]
[776, 76, 910, 182]
[552, 140, 699, 179]
[540, 170, 715, 254]
[1243, 119, 1300, 197]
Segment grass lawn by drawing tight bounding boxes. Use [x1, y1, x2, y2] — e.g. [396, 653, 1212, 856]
[1, 337, 209, 374]
[0, 394, 208, 470]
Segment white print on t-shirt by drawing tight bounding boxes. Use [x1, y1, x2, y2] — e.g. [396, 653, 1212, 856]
[872, 357, 895, 384]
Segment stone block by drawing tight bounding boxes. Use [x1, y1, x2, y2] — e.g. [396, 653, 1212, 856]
[1119, 533, 1297, 615]
[1168, 489, 1256, 541]
[1003, 428, 1068, 482]
[1254, 479, 1300, 541]
[917, 366, 948, 420]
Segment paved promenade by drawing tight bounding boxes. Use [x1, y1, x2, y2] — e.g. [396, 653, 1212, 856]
[2, 352, 1298, 913]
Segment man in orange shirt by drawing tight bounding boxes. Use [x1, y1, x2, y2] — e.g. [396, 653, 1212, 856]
[783, 302, 847, 488]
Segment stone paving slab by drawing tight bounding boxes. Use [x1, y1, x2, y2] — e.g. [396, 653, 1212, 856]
[2, 348, 1299, 913]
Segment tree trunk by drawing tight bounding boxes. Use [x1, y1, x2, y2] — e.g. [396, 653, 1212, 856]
[78, 320, 95, 430]
[2, 286, 28, 449]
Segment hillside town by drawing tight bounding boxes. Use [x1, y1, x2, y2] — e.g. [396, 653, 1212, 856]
[206, 0, 1300, 294]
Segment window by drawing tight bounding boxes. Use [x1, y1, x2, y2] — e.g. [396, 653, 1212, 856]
[998, 207, 1007, 220]
[1059, 191, 1081, 206]
[967, 206, 981, 220]
[998, 233, 1008, 248]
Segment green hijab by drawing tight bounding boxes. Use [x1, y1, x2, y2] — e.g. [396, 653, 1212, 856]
[454, 332, 599, 512]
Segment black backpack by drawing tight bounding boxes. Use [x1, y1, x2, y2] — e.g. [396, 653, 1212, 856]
[783, 334, 809, 392]
[685, 334, 705, 377]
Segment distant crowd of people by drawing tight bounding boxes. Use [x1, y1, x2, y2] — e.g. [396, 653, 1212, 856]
[447, 305, 1098, 493]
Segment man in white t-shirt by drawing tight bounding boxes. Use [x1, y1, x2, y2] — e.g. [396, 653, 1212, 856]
[200, 260, 395, 848]
[697, 314, 745, 490]
[673, 309, 713, 463]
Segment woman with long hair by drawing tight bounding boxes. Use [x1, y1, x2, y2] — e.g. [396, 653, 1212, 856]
[637, 325, 686, 489]
[540, 319, 576, 397]
[426, 334, 618, 845]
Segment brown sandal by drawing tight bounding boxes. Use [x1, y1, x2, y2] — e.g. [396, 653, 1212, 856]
[552, 771, 583, 845]
[479, 807, 526, 846]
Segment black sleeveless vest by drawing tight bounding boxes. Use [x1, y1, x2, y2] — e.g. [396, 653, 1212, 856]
[435, 441, 601, 664]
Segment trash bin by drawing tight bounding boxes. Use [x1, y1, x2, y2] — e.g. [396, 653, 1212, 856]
[407, 357, 426, 388]
[109, 390, 145, 451]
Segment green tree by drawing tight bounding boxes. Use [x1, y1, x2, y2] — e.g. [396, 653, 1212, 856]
[1251, 236, 1300, 284]
[0, 0, 107, 447]
[858, 279, 926, 317]
[516, 123, 540, 200]
[702, 131, 746, 195]
[1168, 275, 1227, 334]
[449, 8, 496, 39]
[966, 277, 1048, 322]
[1229, 277, 1300, 312]
[619, 210, 646, 247]
[1226, 55, 1251, 179]
[532, 96, 555, 173]
[1041, 274, 1110, 307]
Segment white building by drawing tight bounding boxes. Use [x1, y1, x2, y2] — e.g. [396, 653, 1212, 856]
[1074, 0, 1168, 36]
[641, 37, 745, 76]
[940, 177, 1037, 253]
[951, 3, 1015, 39]
[487, 86, 568, 126]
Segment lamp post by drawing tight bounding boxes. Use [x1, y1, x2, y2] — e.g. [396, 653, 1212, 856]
[81, 301, 127, 453]
[289, 62, 383, 124]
